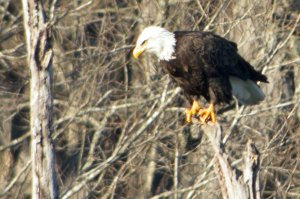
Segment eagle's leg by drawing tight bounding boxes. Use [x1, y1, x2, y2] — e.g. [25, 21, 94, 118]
[185, 100, 201, 123]
[199, 103, 216, 124]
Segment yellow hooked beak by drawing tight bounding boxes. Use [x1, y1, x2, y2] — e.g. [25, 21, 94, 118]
[132, 41, 147, 59]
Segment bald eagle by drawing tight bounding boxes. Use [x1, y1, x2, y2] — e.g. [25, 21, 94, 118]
[133, 26, 268, 124]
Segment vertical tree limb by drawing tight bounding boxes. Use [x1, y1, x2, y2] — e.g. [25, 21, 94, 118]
[201, 123, 261, 199]
[22, 0, 59, 198]
[244, 140, 261, 199]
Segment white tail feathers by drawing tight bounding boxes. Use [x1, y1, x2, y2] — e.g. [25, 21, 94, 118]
[229, 76, 265, 105]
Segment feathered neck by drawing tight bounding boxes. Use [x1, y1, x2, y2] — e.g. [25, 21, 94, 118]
[156, 30, 176, 61]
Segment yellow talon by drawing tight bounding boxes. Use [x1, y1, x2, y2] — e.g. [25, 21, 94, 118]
[199, 103, 216, 124]
[185, 100, 201, 123]
[185, 109, 192, 123]
[185, 101, 216, 124]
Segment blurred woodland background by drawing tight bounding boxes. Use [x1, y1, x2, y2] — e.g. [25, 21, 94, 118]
[0, 0, 299, 198]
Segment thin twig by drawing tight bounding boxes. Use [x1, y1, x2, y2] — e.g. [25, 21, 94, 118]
[0, 160, 31, 196]
[0, 132, 30, 152]
[61, 87, 181, 199]
[150, 177, 216, 199]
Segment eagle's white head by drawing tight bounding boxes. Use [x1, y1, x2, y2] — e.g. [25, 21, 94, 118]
[133, 26, 176, 61]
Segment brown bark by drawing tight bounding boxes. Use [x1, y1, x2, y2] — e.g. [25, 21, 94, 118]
[22, 0, 59, 198]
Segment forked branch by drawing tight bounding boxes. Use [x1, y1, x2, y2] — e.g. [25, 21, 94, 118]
[201, 123, 261, 199]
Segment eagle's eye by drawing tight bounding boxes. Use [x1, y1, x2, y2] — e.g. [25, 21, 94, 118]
[141, 40, 147, 46]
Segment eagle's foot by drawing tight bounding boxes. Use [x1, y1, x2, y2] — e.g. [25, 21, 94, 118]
[199, 103, 216, 124]
[185, 100, 201, 123]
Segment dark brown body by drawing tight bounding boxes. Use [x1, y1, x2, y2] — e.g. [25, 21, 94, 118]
[160, 31, 268, 104]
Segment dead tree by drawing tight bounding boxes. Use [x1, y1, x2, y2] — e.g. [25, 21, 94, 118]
[22, 0, 59, 198]
[202, 123, 261, 199]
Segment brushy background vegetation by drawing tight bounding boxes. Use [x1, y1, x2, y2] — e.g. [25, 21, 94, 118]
[0, 0, 299, 198]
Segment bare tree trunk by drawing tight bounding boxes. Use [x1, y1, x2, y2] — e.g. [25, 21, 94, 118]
[22, 0, 59, 198]
[201, 123, 261, 199]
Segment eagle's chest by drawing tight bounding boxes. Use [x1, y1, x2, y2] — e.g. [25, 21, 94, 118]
[161, 60, 188, 77]
[160, 60, 208, 95]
